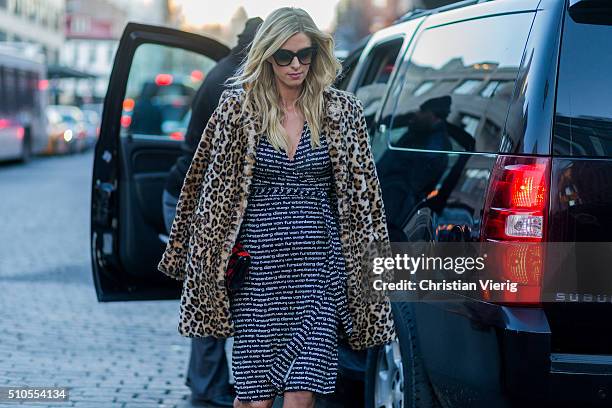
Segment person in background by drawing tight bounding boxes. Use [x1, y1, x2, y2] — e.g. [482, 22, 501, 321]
[130, 82, 163, 135]
[161, 17, 263, 408]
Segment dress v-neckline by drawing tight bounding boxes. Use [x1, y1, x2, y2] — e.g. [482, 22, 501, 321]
[286, 121, 307, 162]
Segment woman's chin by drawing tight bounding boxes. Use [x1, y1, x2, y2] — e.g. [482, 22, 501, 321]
[281, 79, 304, 89]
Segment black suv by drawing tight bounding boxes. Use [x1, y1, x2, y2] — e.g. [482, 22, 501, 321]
[91, 1, 612, 406]
[339, 0, 612, 406]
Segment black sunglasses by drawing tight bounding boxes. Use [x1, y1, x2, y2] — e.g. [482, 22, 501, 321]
[272, 46, 318, 66]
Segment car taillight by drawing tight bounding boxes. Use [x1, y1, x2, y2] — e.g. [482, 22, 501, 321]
[120, 115, 131, 128]
[122, 98, 135, 112]
[155, 74, 173, 86]
[482, 156, 550, 241]
[481, 155, 551, 305]
[169, 131, 183, 141]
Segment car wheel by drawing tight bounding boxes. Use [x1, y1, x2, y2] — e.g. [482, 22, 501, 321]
[365, 302, 440, 408]
[68, 140, 77, 154]
[19, 133, 31, 163]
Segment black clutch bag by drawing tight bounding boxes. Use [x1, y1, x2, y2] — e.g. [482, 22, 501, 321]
[225, 242, 251, 292]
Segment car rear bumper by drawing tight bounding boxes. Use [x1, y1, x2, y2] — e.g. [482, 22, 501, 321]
[412, 300, 612, 406]
[547, 353, 612, 404]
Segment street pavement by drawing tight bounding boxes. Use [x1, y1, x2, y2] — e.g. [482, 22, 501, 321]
[0, 150, 344, 408]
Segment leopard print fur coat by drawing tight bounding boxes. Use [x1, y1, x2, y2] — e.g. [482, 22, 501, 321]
[157, 86, 398, 350]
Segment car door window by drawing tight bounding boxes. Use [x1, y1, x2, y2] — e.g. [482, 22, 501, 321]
[553, 9, 612, 157]
[354, 38, 403, 130]
[336, 53, 360, 91]
[387, 12, 535, 153]
[121, 43, 216, 140]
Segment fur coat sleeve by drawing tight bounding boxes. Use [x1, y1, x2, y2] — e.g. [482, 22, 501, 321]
[157, 89, 236, 281]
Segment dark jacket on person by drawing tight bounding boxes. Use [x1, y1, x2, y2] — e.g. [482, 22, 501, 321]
[163, 38, 252, 197]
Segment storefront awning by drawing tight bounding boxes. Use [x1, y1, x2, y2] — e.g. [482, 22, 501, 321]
[47, 64, 97, 79]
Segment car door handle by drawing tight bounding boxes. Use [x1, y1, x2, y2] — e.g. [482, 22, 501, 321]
[92, 181, 115, 226]
[378, 123, 387, 135]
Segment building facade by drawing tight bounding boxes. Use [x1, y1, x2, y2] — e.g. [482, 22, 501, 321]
[0, 0, 64, 64]
[58, 0, 126, 104]
[59, 0, 167, 104]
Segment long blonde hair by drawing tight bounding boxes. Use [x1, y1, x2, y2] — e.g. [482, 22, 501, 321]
[225, 7, 342, 152]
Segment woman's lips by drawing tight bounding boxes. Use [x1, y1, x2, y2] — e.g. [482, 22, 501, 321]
[288, 72, 302, 79]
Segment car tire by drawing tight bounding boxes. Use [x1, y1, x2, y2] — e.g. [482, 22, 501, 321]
[19, 133, 31, 163]
[365, 302, 440, 408]
[68, 140, 77, 154]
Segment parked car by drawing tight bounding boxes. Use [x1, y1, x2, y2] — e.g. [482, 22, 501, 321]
[81, 108, 101, 149]
[45, 105, 88, 154]
[91, 1, 612, 406]
[121, 78, 198, 138]
[44, 107, 76, 155]
[80, 102, 103, 117]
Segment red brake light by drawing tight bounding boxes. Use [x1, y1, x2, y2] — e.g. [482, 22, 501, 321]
[482, 156, 550, 241]
[123, 98, 135, 112]
[190, 70, 204, 82]
[509, 163, 547, 208]
[120, 115, 132, 128]
[169, 131, 184, 141]
[155, 74, 173, 86]
[481, 155, 551, 306]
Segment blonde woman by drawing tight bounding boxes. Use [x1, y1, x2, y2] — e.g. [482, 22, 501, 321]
[157, 6, 397, 408]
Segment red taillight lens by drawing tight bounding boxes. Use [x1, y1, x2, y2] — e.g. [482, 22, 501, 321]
[481, 243, 544, 304]
[481, 155, 551, 306]
[155, 73, 173, 86]
[482, 156, 550, 241]
[120, 115, 132, 128]
[190, 70, 204, 82]
[169, 131, 184, 141]
[122, 98, 135, 112]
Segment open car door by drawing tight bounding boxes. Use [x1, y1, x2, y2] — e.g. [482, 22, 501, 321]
[91, 22, 230, 301]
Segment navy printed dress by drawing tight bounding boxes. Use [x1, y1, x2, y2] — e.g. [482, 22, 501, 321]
[229, 121, 354, 401]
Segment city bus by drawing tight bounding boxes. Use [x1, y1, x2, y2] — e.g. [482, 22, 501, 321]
[0, 43, 48, 162]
